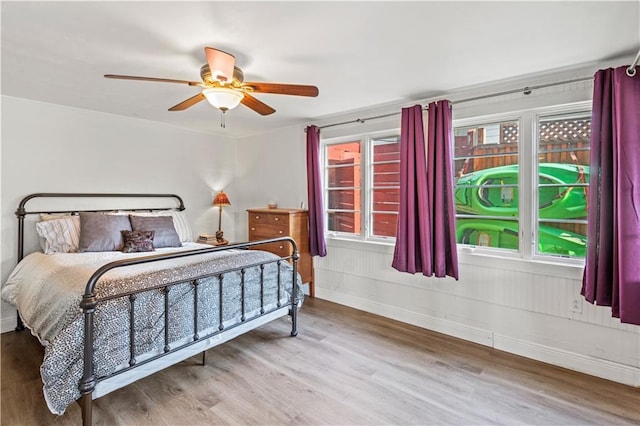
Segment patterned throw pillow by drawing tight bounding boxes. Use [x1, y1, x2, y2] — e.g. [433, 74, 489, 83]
[121, 230, 155, 253]
[36, 215, 81, 254]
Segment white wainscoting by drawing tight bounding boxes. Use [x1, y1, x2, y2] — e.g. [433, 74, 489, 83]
[1, 310, 16, 334]
[314, 239, 640, 387]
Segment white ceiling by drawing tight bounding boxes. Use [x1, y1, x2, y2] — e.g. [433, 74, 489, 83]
[2, 1, 638, 138]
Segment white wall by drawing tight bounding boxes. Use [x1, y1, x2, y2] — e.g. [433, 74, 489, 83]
[235, 62, 640, 387]
[233, 124, 308, 240]
[1, 96, 236, 331]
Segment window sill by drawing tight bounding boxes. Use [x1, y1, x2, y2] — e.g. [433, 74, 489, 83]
[456, 250, 584, 280]
[325, 236, 584, 280]
[326, 235, 395, 254]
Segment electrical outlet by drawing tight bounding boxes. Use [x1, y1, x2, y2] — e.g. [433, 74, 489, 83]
[571, 297, 583, 314]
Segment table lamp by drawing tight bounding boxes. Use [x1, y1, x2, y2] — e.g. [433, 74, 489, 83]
[213, 190, 231, 245]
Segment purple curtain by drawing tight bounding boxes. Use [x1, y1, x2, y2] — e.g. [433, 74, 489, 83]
[581, 67, 640, 325]
[305, 125, 327, 257]
[392, 102, 459, 279]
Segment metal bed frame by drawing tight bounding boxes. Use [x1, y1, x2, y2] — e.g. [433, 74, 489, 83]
[14, 193, 300, 425]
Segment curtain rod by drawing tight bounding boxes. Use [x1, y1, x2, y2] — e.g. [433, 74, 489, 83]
[313, 76, 593, 131]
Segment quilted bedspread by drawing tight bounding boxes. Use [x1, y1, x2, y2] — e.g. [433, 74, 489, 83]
[1, 243, 302, 415]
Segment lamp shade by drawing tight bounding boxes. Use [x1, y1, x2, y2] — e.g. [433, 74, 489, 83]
[213, 191, 231, 207]
[202, 88, 244, 111]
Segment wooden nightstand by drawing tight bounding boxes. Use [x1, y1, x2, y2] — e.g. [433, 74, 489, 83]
[247, 208, 314, 297]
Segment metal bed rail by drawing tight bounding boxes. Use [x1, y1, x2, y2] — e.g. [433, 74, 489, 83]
[78, 237, 300, 425]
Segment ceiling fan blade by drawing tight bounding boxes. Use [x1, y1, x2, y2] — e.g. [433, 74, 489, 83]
[168, 93, 206, 111]
[242, 82, 319, 97]
[240, 93, 276, 115]
[204, 47, 236, 83]
[104, 74, 201, 86]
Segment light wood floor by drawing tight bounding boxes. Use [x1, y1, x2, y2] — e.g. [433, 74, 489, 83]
[2, 298, 639, 425]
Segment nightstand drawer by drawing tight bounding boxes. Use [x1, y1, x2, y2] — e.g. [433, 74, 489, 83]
[267, 214, 289, 227]
[257, 242, 292, 257]
[248, 224, 288, 239]
[249, 213, 268, 224]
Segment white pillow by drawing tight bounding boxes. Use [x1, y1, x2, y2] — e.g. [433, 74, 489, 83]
[129, 210, 194, 243]
[35, 215, 81, 254]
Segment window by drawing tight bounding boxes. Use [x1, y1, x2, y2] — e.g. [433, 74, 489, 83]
[453, 106, 591, 259]
[453, 119, 520, 251]
[535, 113, 590, 257]
[370, 136, 400, 237]
[324, 134, 400, 240]
[321, 102, 591, 262]
[326, 141, 361, 235]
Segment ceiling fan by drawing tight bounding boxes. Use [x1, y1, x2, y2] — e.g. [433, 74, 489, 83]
[105, 47, 319, 127]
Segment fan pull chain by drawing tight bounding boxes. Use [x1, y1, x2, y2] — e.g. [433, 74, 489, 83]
[219, 108, 228, 128]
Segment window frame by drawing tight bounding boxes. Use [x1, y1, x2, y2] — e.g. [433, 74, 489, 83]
[320, 101, 591, 266]
[451, 111, 526, 258]
[322, 129, 401, 243]
[368, 134, 401, 242]
[323, 136, 364, 240]
[531, 103, 591, 265]
[452, 111, 526, 261]
[452, 102, 591, 264]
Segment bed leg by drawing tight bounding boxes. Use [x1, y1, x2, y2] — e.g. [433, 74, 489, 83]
[201, 350, 206, 366]
[289, 306, 298, 337]
[15, 311, 25, 331]
[79, 393, 93, 426]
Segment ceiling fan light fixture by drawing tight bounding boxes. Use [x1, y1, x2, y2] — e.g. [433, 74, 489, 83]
[202, 87, 244, 111]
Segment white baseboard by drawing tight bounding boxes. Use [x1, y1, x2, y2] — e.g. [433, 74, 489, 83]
[493, 334, 640, 387]
[316, 288, 640, 388]
[316, 288, 494, 347]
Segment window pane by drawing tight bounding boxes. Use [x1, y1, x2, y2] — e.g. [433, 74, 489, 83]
[536, 113, 590, 257]
[454, 120, 520, 251]
[328, 211, 360, 233]
[373, 188, 399, 212]
[327, 142, 361, 166]
[373, 138, 400, 162]
[455, 169, 519, 216]
[325, 141, 362, 236]
[456, 218, 519, 250]
[328, 189, 361, 210]
[372, 213, 397, 237]
[371, 136, 400, 238]
[373, 163, 400, 186]
[328, 165, 361, 188]
[454, 121, 518, 176]
[538, 117, 590, 166]
[537, 221, 587, 257]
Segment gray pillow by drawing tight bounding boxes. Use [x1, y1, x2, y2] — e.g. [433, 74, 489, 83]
[129, 215, 182, 248]
[78, 212, 132, 252]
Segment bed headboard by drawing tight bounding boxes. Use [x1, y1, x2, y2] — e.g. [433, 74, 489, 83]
[16, 193, 185, 261]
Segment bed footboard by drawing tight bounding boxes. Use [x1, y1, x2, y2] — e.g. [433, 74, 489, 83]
[77, 238, 300, 425]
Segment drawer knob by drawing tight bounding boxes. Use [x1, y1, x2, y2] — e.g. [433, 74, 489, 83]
[279, 230, 284, 234]
[251, 227, 255, 231]
[279, 246, 284, 249]
[255, 215, 260, 219]
[274, 217, 279, 221]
